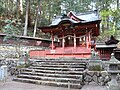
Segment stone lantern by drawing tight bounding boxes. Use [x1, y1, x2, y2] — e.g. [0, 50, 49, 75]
[107, 53, 120, 90]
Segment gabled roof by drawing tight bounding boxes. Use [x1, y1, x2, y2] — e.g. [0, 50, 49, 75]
[50, 10, 100, 26]
[50, 14, 78, 26]
[75, 11, 100, 22]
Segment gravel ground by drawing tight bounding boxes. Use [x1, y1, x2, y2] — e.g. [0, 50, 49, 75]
[0, 76, 109, 90]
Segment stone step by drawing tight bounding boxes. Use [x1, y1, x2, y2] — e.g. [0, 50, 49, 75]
[32, 67, 85, 71]
[14, 59, 87, 89]
[33, 64, 86, 68]
[32, 59, 87, 63]
[21, 71, 83, 78]
[34, 60, 87, 63]
[17, 74, 83, 83]
[13, 78, 83, 89]
[35, 61, 87, 64]
[22, 68, 84, 75]
[32, 63, 87, 68]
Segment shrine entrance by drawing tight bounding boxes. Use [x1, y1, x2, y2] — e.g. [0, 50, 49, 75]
[65, 36, 74, 47]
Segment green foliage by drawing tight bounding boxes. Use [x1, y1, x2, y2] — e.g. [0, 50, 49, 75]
[16, 63, 32, 68]
[89, 65, 104, 71]
[0, 0, 120, 40]
[0, 2, 5, 15]
[99, 8, 120, 38]
[2, 19, 23, 41]
[97, 30, 115, 42]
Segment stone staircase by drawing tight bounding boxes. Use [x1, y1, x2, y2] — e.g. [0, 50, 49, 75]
[13, 58, 88, 89]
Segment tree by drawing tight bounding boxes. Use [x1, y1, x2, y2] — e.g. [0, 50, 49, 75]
[2, 19, 23, 58]
[16, 0, 23, 19]
[0, 0, 120, 40]
[23, 0, 30, 36]
[33, 0, 41, 37]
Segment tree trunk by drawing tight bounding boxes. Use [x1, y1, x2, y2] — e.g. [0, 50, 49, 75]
[33, 7, 39, 37]
[117, 0, 119, 9]
[102, 23, 105, 33]
[33, 0, 41, 37]
[16, 0, 19, 18]
[19, 0, 23, 15]
[23, 0, 30, 36]
[48, 0, 51, 24]
[16, 0, 23, 19]
[6, 0, 9, 17]
[114, 0, 119, 35]
[28, 0, 32, 27]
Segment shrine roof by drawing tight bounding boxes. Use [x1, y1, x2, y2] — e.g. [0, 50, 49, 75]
[76, 12, 100, 22]
[50, 10, 100, 26]
[105, 35, 119, 45]
[96, 43, 117, 49]
[50, 16, 77, 26]
[38, 10, 101, 36]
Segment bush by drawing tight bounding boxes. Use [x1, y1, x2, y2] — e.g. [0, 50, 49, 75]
[89, 65, 104, 71]
[16, 63, 32, 68]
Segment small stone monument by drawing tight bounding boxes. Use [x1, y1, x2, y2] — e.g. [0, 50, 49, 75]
[0, 65, 7, 81]
[91, 49, 100, 59]
[89, 49, 102, 70]
[107, 53, 120, 90]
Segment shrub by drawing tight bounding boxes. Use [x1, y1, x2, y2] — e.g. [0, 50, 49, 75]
[89, 65, 104, 71]
[16, 63, 32, 68]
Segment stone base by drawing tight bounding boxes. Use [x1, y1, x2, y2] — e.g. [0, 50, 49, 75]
[108, 76, 120, 90]
[109, 86, 120, 90]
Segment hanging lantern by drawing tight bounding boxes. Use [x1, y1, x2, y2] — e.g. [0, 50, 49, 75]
[79, 38, 81, 41]
[68, 36, 70, 40]
[54, 38, 56, 41]
[96, 24, 97, 27]
[83, 36, 85, 41]
[58, 39, 59, 42]
[63, 39, 65, 42]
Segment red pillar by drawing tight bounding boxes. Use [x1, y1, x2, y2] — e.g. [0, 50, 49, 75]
[51, 33, 54, 50]
[74, 34, 76, 49]
[62, 34, 65, 49]
[86, 35, 89, 48]
[88, 32, 91, 48]
[86, 32, 91, 48]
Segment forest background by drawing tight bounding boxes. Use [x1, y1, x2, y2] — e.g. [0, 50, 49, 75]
[0, 0, 120, 42]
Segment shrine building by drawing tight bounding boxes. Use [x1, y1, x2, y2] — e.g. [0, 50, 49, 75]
[30, 11, 101, 58]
